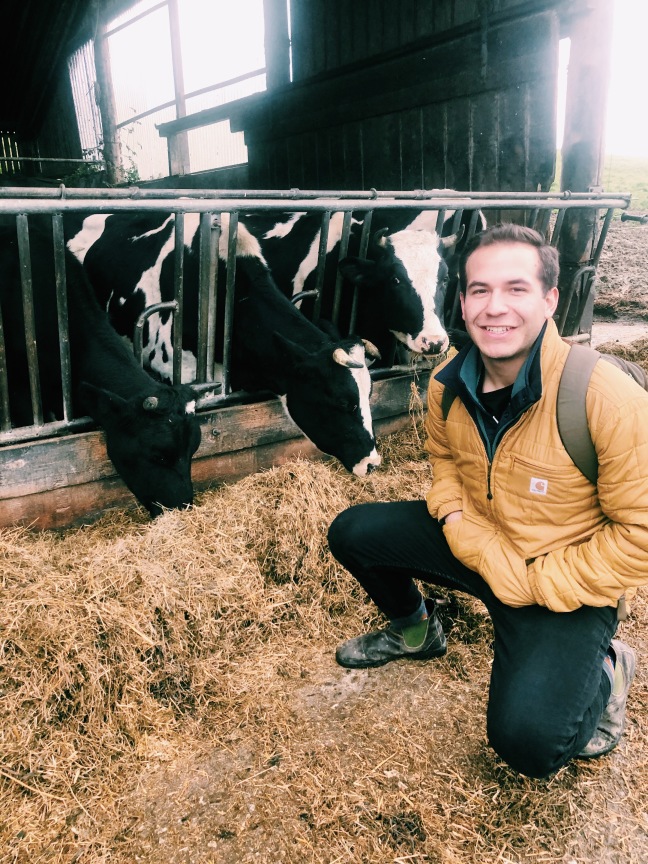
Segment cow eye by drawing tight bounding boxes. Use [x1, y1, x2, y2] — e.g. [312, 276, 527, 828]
[153, 451, 174, 467]
[391, 277, 400, 286]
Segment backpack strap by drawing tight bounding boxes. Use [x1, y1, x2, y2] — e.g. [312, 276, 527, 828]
[557, 344, 600, 485]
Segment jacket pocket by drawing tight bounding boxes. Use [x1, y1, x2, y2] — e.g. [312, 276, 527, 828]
[443, 512, 535, 606]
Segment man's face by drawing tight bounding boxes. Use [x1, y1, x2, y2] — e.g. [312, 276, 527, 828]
[460, 242, 559, 365]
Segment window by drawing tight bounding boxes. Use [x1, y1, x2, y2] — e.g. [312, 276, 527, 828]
[69, 0, 267, 181]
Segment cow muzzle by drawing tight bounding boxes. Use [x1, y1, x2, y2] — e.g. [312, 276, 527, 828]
[352, 450, 381, 477]
[414, 333, 450, 355]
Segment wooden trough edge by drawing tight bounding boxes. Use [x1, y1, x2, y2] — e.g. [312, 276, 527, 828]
[0, 370, 431, 531]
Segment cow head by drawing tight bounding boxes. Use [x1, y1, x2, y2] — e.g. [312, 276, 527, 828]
[273, 333, 381, 477]
[339, 227, 464, 356]
[78, 382, 201, 516]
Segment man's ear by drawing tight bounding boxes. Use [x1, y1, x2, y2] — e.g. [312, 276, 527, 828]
[545, 286, 559, 318]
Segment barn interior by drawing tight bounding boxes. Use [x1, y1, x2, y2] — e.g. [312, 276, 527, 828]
[1, 0, 612, 194]
[0, 0, 628, 529]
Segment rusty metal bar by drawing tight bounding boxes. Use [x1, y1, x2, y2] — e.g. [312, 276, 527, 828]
[557, 265, 596, 335]
[16, 214, 43, 426]
[0, 187, 634, 204]
[331, 210, 354, 326]
[196, 212, 217, 382]
[0, 299, 9, 432]
[172, 213, 185, 384]
[221, 212, 239, 395]
[591, 207, 615, 267]
[349, 210, 374, 334]
[0, 197, 632, 215]
[134, 301, 178, 365]
[311, 211, 331, 322]
[51, 213, 74, 422]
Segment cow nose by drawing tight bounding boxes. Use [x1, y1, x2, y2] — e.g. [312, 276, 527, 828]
[366, 462, 376, 475]
[420, 335, 449, 354]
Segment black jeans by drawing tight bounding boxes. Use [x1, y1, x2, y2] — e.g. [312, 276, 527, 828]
[328, 500, 617, 778]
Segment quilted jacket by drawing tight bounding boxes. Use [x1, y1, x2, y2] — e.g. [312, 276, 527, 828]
[425, 318, 648, 612]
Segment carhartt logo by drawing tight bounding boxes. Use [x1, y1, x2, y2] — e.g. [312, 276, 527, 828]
[530, 477, 548, 495]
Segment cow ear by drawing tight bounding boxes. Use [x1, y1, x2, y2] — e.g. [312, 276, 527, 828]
[338, 256, 375, 286]
[78, 381, 130, 425]
[272, 331, 310, 365]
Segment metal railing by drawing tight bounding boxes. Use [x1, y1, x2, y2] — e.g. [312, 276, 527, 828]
[0, 188, 632, 447]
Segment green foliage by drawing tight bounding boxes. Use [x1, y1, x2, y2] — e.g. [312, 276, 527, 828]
[600, 153, 648, 211]
[552, 151, 648, 212]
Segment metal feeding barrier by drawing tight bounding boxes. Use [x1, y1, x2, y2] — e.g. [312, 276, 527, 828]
[0, 187, 632, 447]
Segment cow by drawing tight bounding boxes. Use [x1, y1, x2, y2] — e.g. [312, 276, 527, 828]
[0, 220, 201, 517]
[65, 212, 381, 477]
[238, 206, 485, 366]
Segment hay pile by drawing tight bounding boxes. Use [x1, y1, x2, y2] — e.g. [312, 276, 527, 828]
[1, 409, 647, 863]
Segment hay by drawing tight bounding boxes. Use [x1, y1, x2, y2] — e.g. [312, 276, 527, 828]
[0, 416, 646, 863]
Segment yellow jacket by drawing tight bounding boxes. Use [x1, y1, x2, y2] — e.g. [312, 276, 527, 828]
[425, 319, 648, 612]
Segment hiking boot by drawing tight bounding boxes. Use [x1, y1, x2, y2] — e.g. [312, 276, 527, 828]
[335, 599, 447, 669]
[578, 639, 637, 759]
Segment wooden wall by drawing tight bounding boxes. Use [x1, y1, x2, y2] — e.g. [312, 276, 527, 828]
[237, 2, 559, 193]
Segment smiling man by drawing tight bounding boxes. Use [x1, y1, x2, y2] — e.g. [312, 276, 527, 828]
[328, 223, 648, 778]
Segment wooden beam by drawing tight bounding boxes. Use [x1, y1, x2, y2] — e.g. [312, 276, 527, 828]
[0, 372, 430, 531]
[557, 0, 614, 336]
[93, 6, 124, 185]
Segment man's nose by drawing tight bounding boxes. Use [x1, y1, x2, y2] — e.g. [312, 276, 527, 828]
[485, 290, 508, 314]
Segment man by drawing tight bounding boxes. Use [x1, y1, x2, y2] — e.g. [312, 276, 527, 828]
[328, 223, 646, 778]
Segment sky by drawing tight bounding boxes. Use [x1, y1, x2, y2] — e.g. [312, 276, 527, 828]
[602, 0, 648, 157]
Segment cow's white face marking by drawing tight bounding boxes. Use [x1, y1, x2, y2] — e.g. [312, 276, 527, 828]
[66, 214, 110, 263]
[185, 400, 196, 414]
[348, 343, 381, 476]
[389, 229, 449, 354]
[406, 206, 457, 234]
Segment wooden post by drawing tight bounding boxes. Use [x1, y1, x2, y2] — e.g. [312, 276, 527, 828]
[167, 0, 191, 176]
[93, 9, 124, 185]
[264, 0, 291, 89]
[557, 0, 613, 336]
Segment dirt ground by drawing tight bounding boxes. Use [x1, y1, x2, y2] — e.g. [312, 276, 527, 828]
[110, 218, 648, 863]
[2, 214, 648, 864]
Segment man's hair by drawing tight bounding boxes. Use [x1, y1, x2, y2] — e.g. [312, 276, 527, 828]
[459, 223, 560, 295]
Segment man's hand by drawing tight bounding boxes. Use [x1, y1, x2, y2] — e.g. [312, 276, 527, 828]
[444, 511, 463, 525]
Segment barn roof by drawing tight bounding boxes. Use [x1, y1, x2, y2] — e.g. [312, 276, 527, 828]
[0, 0, 134, 137]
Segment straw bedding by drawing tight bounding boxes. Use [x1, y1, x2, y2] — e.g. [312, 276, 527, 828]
[1, 366, 647, 863]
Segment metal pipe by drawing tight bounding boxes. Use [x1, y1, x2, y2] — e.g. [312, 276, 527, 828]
[0, 300, 10, 432]
[332, 210, 353, 326]
[172, 213, 185, 383]
[6, 184, 618, 201]
[51, 213, 74, 422]
[134, 301, 178, 365]
[221, 212, 239, 394]
[0, 193, 632, 210]
[196, 212, 216, 382]
[312, 211, 331, 322]
[16, 214, 43, 426]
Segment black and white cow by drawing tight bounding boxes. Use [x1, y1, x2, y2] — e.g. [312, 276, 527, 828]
[66, 213, 381, 477]
[239, 206, 484, 366]
[0, 220, 201, 517]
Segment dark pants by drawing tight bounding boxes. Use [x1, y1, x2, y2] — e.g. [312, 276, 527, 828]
[328, 501, 617, 778]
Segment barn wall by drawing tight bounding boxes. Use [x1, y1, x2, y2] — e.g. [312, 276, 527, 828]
[237, 4, 558, 193]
